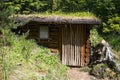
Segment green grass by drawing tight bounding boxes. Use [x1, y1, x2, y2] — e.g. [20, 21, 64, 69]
[14, 11, 99, 20]
[0, 31, 68, 80]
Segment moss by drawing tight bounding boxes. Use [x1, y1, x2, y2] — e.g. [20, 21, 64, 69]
[13, 12, 99, 20]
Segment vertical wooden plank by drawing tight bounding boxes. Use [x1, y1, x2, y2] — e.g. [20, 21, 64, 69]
[59, 26, 62, 61]
[66, 25, 69, 65]
[76, 25, 78, 65]
[71, 25, 74, 65]
[75, 25, 77, 65]
[77, 25, 80, 66]
[76, 25, 78, 66]
[78, 25, 80, 66]
[79, 24, 82, 66]
[64, 25, 67, 65]
[80, 25, 86, 66]
[62, 26, 64, 64]
[80, 25, 83, 66]
[69, 25, 71, 65]
[74, 25, 76, 65]
[83, 25, 86, 66]
[69, 25, 72, 65]
[72, 26, 75, 65]
[61, 25, 66, 65]
[70, 24, 72, 65]
[62, 24, 89, 67]
[85, 25, 91, 65]
[72, 25, 74, 66]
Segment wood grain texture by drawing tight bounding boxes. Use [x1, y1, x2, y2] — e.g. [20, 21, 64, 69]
[62, 24, 88, 66]
[20, 21, 91, 67]
[84, 26, 91, 66]
[21, 22, 61, 53]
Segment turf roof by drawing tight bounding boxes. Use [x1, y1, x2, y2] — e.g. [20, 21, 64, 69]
[14, 12, 101, 24]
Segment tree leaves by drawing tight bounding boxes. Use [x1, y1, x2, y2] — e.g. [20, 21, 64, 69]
[104, 16, 120, 33]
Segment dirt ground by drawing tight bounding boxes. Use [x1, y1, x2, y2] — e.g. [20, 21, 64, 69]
[67, 68, 96, 80]
[67, 68, 110, 80]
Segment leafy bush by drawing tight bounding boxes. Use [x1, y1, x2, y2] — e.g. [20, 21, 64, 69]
[103, 33, 120, 51]
[90, 28, 103, 47]
[0, 29, 68, 80]
[103, 16, 120, 34]
[90, 63, 115, 79]
[5, 0, 50, 14]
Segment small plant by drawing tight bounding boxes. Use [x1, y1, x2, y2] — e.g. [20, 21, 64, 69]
[90, 63, 117, 79]
[46, 64, 68, 80]
[90, 63, 107, 78]
[90, 28, 103, 47]
[79, 66, 91, 72]
[0, 31, 69, 80]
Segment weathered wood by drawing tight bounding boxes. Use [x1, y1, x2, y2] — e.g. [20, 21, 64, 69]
[77, 24, 81, 66]
[62, 24, 88, 66]
[80, 25, 87, 66]
[62, 26, 64, 64]
[16, 15, 101, 25]
[20, 22, 61, 52]
[59, 26, 62, 60]
[19, 21, 92, 67]
[85, 26, 91, 65]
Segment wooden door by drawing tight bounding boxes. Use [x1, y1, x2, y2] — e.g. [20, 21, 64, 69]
[62, 24, 86, 66]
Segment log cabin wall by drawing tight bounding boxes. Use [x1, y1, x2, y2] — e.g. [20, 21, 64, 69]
[20, 21, 91, 67]
[85, 26, 91, 66]
[20, 21, 62, 53]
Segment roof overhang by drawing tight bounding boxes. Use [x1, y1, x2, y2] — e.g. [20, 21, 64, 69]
[14, 14, 101, 25]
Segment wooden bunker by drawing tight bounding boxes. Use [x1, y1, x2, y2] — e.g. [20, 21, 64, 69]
[15, 14, 101, 67]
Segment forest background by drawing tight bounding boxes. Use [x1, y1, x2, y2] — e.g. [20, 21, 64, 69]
[5, 0, 120, 50]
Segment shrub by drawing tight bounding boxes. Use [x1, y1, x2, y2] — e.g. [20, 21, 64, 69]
[90, 28, 103, 47]
[90, 63, 116, 79]
[0, 29, 68, 80]
[103, 16, 120, 34]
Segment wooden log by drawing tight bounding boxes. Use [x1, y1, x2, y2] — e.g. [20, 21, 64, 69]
[62, 26, 64, 64]
[80, 25, 86, 66]
[71, 25, 74, 65]
[78, 25, 80, 66]
[59, 26, 62, 60]
[84, 25, 91, 65]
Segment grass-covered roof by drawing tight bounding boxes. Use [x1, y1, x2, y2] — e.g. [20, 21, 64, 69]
[14, 12, 101, 24]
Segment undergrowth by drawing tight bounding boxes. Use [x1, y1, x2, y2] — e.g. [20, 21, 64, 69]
[0, 30, 68, 80]
[90, 28, 120, 79]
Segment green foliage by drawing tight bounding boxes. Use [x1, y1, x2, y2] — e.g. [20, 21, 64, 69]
[114, 73, 120, 80]
[86, 0, 115, 19]
[5, 0, 51, 14]
[0, 1, 16, 79]
[0, 1, 68, 80]
[0, 30, 68, 80]
[103, 16, 120, 33]
[90, 63, 115, 79]
[79, 66, 91, 72]
[46, 64, 68, 80]
[5, 0, 120, 35]
[58, 0, 87, 12]
[103, 34, 120, 51]
[90, 28, 103, 47]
